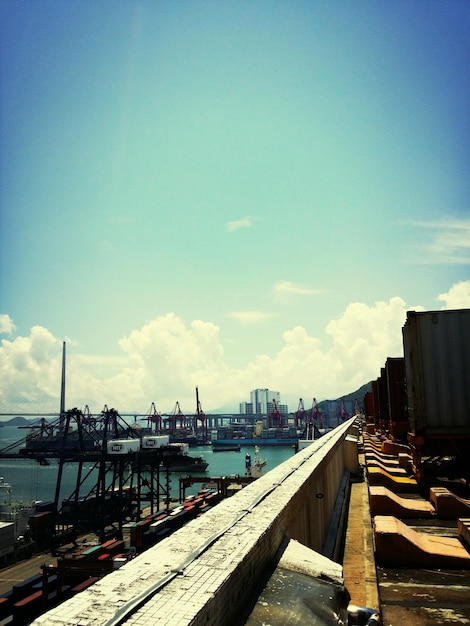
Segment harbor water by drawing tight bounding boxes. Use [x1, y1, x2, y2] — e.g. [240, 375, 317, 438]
[0, 426, 296, 504]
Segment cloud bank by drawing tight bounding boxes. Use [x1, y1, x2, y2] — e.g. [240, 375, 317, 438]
[408, 217, 470, 264]
[225, 217, 256, 232]
[274, 281, 321, 297]
[1, 282, 469, 416]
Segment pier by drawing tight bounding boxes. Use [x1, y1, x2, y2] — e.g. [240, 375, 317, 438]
[3, 413, 470, 625]
[29, 418, 362, 625]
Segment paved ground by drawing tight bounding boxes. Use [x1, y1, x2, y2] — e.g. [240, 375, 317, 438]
[0, 552, 57, 596]
[378, 566, 470, 625]
[343, 475, 380, 611]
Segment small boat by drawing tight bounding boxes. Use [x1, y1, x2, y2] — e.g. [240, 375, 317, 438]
[245, 446, 267, 478]
[212, 444, 241, 453]
[297, 420, 320, 451]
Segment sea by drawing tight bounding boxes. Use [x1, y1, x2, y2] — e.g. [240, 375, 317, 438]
[0, 425, 296, 505]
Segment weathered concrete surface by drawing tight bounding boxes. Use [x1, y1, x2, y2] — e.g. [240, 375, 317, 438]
[381, 440, 410, 456]
[365, 457, 409, 476]
[374, 515, 470, 569]
[31, 419, 358, 626]
[244, 540, 350, 626]
[277, 537, 343, 584]
[369, 485, 435, 518]
[430, 486, 470, 519]
[458, 518, 470, 550]
[363, 431, 470, 626]
[378, 567, 470, 626]
[343, 470, 380, 612]
[367, 466, 419, 493]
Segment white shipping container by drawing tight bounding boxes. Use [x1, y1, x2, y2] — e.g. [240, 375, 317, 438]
[168, 443, 189, 455]
[107, 439, 141, 454]
[0, 522, 15, 556]
[142, 435, 170, 449]
[150, 518, 168, 533]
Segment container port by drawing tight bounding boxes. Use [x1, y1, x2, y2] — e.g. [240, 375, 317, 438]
[1, 307, 470, 625]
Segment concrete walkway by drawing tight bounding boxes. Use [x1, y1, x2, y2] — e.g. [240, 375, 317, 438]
[342, 471, 380, 613]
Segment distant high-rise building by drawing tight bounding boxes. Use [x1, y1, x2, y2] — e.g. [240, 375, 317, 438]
[239, 389, 289, 416]
[239, 402, 253, 414]
[250, 388, 280, 415]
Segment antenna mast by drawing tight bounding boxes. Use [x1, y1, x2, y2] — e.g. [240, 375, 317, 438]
[60, 341, 66, 423]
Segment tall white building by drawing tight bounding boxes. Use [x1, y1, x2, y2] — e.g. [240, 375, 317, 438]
[250, 389, 281, 415]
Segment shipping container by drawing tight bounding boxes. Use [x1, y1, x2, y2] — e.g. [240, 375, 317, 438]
[12, 574, 43, 602]
[0, 595, 11, 621]
[385, 357, 408, 440]
[403, 309, 470, 435]
[70, 577, 99, 593]
[141, 435, 169, 448]
[107, 439, 141, 454]
[0, 522, 15, 554]
[377, 368, 388, 433]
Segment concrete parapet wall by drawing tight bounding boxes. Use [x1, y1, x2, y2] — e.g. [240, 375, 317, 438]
[32, 418, 358, 626]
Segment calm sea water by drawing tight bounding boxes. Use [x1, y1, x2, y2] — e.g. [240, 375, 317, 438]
[0, 426, 295, 504]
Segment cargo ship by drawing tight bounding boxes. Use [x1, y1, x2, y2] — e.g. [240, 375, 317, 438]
[0, 477, 36, 536]
[212, 423, 299, 447]
[164, 442, 208, 472]
[212, 444, 241, 452]
[105, 439, 208, 473]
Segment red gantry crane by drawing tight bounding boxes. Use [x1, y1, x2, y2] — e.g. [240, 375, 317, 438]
[295, 398, 307, 430]
[268, 398, 283, 429]
[168, 401, 186, 430]
[338, 399, 350, 425]
[144, 402, 163, 432]
[312, 397, 323, 429]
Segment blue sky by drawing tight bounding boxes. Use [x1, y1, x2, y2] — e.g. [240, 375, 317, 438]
[1, 1, 469, 417]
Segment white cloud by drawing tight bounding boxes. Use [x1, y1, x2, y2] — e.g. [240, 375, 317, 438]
[0, 326, 62, 411]
[2, 287, 465, 416]
[407, 217, 470, 264]
[274, 281, 320, 297]
[226, 217, 255, 232]
[0, 314, 15, 334]
[229, 311, 275, 325]
[437, 280, 470, 309]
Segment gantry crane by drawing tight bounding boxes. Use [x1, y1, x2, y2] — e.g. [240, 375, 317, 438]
[268, 399, 283, 428]
[193, 387, 209, 443]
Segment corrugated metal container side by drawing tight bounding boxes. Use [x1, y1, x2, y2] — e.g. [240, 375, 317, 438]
[385, 357, 408, 422]
[371, 380, 379, 426]
[142, 435, 169, 448]
[0, 522, 15, 552]
[403, 309, 470, 434]
[107, 439, 141, 455]
[377, 367, 388, 426]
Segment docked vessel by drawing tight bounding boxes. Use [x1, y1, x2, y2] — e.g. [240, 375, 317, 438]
[212, 444, 241, 452]
[245, 447, 267, 478]
[296, 419, 323, 451]
[0, 477, 35, 536]
[169, 458, 208, 472]
[167, 443, 208, 472]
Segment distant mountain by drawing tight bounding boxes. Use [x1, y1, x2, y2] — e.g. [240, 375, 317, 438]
[0, 416, 33, 427]
[212, 382, 373, 417]
[318, 381, 373, 413]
